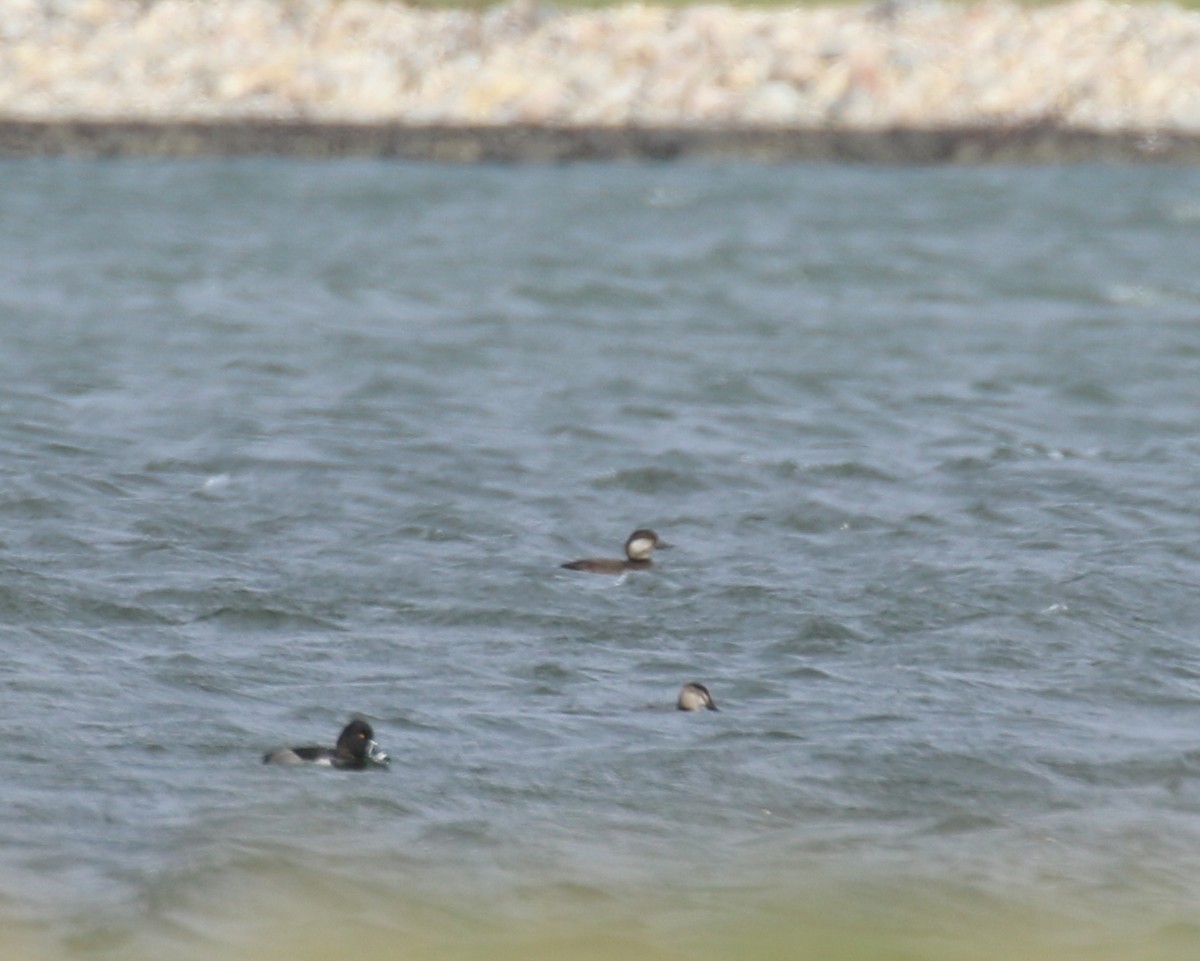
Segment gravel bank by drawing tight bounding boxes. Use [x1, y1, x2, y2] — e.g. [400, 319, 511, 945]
[2, 0, 1199, 160]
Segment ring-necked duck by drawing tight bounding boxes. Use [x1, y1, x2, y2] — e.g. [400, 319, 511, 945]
[561, 529, 672, 574]
[677, 682, 718, 712]
[263, 718, 389, 769]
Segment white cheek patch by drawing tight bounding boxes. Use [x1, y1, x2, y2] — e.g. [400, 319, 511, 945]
[628, 536, 654, 557]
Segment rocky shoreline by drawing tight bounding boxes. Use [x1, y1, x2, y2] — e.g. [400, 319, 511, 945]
[2, 0, 1199, 161]
[4, 119, 1199, 162]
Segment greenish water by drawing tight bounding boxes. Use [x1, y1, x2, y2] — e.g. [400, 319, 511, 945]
[2, 160, 1200, 959]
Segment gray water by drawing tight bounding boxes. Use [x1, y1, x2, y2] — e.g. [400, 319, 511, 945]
[3, 160, 1200, 960]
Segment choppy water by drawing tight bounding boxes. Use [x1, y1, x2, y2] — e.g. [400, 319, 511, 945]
[3, 159, 1200, 960]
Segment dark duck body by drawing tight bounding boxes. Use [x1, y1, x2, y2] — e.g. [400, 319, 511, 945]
[263, 718, 389, 769]
[561, 529, 672, 575]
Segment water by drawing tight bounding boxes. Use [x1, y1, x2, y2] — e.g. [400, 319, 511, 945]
[3, 159, 1200, 960]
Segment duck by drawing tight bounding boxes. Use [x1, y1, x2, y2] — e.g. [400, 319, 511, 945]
[677, 682, 718, 712]
[263, 718, 389, 769]
[561, 529, 672, 574]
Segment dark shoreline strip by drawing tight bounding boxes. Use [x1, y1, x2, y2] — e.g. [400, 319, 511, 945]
[0, 120, 1197, 163]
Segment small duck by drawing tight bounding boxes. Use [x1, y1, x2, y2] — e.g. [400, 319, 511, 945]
[561, 529, 672, 575]
[263, 718, 389, 769]
[677, 682, 718, 712]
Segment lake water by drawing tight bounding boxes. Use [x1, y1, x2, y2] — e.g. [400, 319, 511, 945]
[3, 159, 1200, 961]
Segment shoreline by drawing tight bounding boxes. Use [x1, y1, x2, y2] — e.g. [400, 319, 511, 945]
[1, 119, 1198, 163]
[2, 0, 1199, 162]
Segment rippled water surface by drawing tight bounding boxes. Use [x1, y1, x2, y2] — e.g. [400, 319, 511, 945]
[3, 160, 1200, 960]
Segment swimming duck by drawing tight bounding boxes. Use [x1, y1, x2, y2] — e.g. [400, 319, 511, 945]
[561, 529, 672, 574]
[263, 718, 389, 769]
[677, 682, 718, 712]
